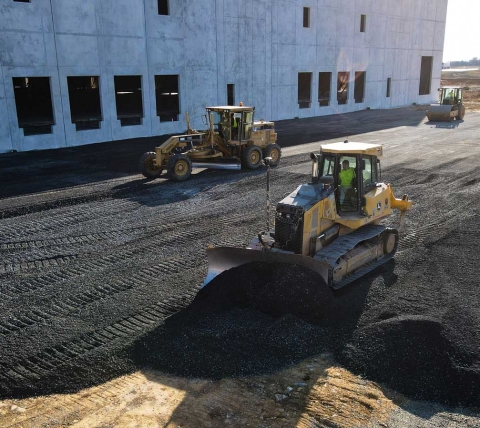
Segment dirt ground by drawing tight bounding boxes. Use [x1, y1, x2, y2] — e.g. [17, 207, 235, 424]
[1, 102, 480, 427]
[441, 68, 480, 111]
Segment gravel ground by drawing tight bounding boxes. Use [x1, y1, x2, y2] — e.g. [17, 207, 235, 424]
[0, 108, 479, 423]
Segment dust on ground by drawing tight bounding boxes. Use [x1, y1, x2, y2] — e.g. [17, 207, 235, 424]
[0, 357, 417, 428]
[442, 68, 480, 111]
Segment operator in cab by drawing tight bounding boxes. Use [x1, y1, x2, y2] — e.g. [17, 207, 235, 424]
[339, 159, 355, 204]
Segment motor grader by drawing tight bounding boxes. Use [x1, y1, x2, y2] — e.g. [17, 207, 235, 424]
[204, 141, 413, 290]
[139, 106, 281, 181]
[426, 87, 466, 122]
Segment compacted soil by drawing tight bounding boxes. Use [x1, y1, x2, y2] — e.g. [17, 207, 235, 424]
[1, 107, 479, 427]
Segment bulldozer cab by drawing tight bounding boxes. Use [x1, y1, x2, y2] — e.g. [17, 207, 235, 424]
[206, 106, 255, 144]
[319, 142, 382, 214]
[440, 87, 462, 106]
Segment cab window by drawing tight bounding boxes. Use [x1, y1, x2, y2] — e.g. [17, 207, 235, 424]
[362, 156, 378, 189]
[321, 155, 336, 177]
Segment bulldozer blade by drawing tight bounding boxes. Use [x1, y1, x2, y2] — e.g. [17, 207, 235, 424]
[202, 247, 330, 288]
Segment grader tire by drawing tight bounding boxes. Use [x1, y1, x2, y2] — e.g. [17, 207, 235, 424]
[263, 143, 282, 167]
[139, 152, 162, 179]
[167, 154, 192, 182]
[242, 146, 263, 170]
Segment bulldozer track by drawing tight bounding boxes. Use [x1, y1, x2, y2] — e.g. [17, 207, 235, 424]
[0, 291, 195, 392]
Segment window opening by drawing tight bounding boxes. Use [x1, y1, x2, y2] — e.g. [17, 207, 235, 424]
[303, 7, 310, 28]
[155, 75, 180, 122]
[318, 72, 331, 106]
[114, 76, 143, 126]
[13, 77, 54, 135]
[321, 155, 336, 177]
[67, 76, 102, 131]
[298, 72, 312, 108]
[338, 155, 358, 212]
[361, 157, 377, 190]
[360, 15, 366, 32]
[419, 56, 433, 95]
[158, 0, 169, 15]
[386, 77, 391, 97]
[354, 71, 366, 103]
[13, 0, 31, 3]
[227, 84, 235, 106]
[241, 111, 254, 141]
[337, 72, 349, 105]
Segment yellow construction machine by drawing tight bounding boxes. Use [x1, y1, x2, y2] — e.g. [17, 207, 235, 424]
[140, 106, 280, 181]
[204, 141, 413, 290]
[426, 87, 466, 122]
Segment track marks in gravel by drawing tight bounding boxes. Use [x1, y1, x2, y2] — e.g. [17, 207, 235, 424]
[0, 292, 195, 392]
[0, 255, 78, 274]
[0, 259, 202, 337]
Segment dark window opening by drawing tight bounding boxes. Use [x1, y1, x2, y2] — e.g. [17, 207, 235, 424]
[337, 72, 349, 105]
[155, 75, 180, 122]
[158, 0, 169, 15]
[360, 15, 366, 32]
[419, 56, 433, 95]
[354, 71, 366, 103]
[13, 0, 31, 3]
[386, 77, 391, 97]
[227, 84, 235, 106]
[303, 7, 310, 28]
[298, 72, 312, 108]
[12, 77, 54, 136]
[67, 76, 102, 131]
[114, 75, 143, 127]
[318, 72, 331, 106]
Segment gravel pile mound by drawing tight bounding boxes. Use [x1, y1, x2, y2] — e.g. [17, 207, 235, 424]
[133, 259, 480, 406]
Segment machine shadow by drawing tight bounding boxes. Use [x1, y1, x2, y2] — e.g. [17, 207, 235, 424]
[127, 262, 396, 425]
[0, 108, 426, 200]
[109, 167, 268, 207]
[425, 120, 462, 129]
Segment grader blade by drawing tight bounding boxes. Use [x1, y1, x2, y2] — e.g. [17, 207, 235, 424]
[202, 247, 329, 288]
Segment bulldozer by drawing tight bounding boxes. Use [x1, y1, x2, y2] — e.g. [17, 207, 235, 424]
[204, 141, 413, 290]
[426, 86, 466, 122]
[139, 106, 280, 181]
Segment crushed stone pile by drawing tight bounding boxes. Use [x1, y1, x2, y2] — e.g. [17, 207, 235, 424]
[133, 261, 480, 407]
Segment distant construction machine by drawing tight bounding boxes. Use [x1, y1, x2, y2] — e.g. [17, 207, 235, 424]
[204, 141, 413, 290]
[139, 106, 280, 181]
[426, 87, 466, 122]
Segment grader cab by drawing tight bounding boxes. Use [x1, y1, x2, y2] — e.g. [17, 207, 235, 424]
[139, 106, 281, 181]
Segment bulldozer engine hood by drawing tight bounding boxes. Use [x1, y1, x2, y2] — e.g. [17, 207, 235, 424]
[277, 183, 330, 212]
[275, 183, 332, 255]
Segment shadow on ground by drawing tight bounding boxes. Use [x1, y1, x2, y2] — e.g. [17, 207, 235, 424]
[0, 108, 426, 199]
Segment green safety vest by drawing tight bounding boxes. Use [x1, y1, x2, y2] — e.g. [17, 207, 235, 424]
[339, 168, 355, 187]
[233, 117, 238, 128]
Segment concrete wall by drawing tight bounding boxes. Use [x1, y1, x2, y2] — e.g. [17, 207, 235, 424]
[0, 0, 448, 153]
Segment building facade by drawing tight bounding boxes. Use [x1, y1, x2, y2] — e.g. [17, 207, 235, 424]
[0, 0, 448, 153]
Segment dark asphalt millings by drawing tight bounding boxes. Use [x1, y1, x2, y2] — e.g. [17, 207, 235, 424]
[1, 108, 480, 415]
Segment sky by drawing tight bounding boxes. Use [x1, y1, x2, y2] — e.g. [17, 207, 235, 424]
[443, 0, 480, 61]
